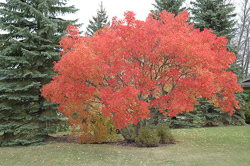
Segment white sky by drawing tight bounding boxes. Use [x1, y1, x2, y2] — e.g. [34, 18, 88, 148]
[56, 0, 240, 32]
[65, 0, 164, 32]
[65, 0, 196, 32]
[0, 0, 240, 33]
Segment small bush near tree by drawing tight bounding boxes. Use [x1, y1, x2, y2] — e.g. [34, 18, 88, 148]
[156, 125, 175, 143]
[74, 112, 118, 144]
[242, 90, 250, 124]
[135, 127, 160, 147]
[61, 101, 118, 144]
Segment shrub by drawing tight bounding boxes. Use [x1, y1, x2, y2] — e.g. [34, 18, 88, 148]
[135, 127, 160, 147]
[244, 106, 250, 124]
[241, 90, 250, 124]
[74, 112, 119, 144]
[156, 125, 175, 143]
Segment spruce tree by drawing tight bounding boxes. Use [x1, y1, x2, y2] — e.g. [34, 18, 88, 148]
[0, 0, 78, 146]
[190, 0, 236, 42]
[86, 2, 110, 37]
[183, 0, 245, 127]
[151, 0, 186, 16]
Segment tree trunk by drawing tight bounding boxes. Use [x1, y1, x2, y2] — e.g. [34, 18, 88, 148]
[134, 121, 141, 136]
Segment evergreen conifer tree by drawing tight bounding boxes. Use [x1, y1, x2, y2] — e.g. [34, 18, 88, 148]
[178, 0, 246, 127]
[0, 0, 78, 146]
[86, 2, 110, 37]
[152, 0, 186, 16]
[190, 0, 236, 42]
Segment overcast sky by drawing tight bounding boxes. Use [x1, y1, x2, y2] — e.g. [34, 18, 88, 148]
[0, 0, 241, 33]
[64, 0, 191, 32]
[55, 0, 241, 32]
[65, 0, 165, 32]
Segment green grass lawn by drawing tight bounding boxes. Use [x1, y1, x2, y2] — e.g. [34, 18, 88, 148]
[0, 125, 249, 166]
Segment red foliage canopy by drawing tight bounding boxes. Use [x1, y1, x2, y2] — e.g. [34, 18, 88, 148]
[41, 10, 242, 129]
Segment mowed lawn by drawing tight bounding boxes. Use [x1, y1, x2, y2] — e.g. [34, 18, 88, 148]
[0, 125, 249, 166]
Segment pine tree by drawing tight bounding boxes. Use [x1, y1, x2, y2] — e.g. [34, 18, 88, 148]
[151, 0, 186, 16]
[0, 0, 78, 146]
[86, 2, 110, 37]
[190, 0, 236, 42]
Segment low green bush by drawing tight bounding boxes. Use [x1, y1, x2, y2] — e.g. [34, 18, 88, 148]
[156, 125, 175, 143]
[135, 127, 160, 147]
[244, 109, 250, 124]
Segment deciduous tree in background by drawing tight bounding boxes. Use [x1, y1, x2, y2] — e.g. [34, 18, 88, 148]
[235, 0, 250, 125]
[42, 10, 242, 142]
[236, 0, 250, 78]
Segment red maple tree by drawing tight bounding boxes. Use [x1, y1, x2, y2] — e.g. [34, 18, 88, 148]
[41, 10, 242, 141]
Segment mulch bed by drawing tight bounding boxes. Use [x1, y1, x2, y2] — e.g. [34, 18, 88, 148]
[43, 134, 178, 147]
[105, 140, 177, 147]
[43, 135, 79, 144]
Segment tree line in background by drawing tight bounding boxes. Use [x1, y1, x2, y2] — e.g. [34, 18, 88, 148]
[0, 0, 249, 146]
